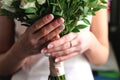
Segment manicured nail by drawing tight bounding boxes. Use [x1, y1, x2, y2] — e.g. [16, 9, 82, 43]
[47, 14, 54, 19]
[47, 44, 53, 49]
[55, 58, 60, 62]
[57, 18, 64, 23]
[44, 53, 51, 57]
[59, 24, 65, 30]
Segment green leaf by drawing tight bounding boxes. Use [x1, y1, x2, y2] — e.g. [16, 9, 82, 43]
[50, 3, 59, 6]
[67, 20, 74, 25]
[79, 6, 84, 11]
[53, 11, 63, 17]
[100, 0, 107, 4]
[67, 0, 71, 2]
[93, 5, 107, 11]
[27, 14, 37, 20]
[83, 0, 88, 3]
[76, 24, 87, 29]
[79, 16, 84, 20]
[87, 11, 93, 15]
[25, 7, 37, 13]
[72, 28, 80, 32]
[88, 0, 98, 7]
[83, 6, 89, 14]
[83, 18, 91, 25]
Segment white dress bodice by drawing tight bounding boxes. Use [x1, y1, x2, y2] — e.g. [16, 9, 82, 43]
[11, 16, 94, 80]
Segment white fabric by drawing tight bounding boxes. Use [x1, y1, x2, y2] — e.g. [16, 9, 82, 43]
[11, 16, 94, 80]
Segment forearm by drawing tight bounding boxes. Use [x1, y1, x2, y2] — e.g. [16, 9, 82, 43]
[0, 16, 23, 76]
[0, 48, 26, 76]
[84, 7, 109, 66]
[84, 32, 109, 66]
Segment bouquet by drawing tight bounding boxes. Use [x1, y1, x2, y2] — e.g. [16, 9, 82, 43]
[0, 0, 107, 80]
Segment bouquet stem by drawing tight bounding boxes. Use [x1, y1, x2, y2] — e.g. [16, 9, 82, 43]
[48, 57, 66, 80]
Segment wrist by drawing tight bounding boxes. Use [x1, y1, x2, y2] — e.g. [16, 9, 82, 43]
[8, 46, 27, 61]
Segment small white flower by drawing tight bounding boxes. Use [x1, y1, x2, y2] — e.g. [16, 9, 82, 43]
[1, 5, 15, 12]
[1, 0, 14, 7]
[0, 0, 15, 12]
[20, 0, 36, 9]
[37, 0, 46, 5]
[20, 0, 46, 9]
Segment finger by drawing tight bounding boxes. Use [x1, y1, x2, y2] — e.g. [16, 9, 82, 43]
[47, 36, 79, 52]
[70, 36, 81, 47]
[40, 35, 60, 53]
[47, 41, 71, 52]
[53, 35, 60, 40]
[30, 14, 54, 33]
[38, 25, 65, 49]
[55, 52, 78, 62]
[47, 32, 76, 49]
[51, 46, 79, 57]
[41, 35, 61, 49]
[34, 18, 64, 40]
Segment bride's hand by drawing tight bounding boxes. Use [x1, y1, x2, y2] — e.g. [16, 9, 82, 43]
[41, 31, 94, 62]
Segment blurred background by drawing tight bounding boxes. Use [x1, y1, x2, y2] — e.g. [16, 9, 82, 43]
[92, 0, 120, 80]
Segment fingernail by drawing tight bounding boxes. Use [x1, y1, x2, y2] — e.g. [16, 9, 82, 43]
[59, 24, 65, 30]
[47, 44, 53, 49]
[58, 18, 64, 23]
[47, 14, 54, 19]
[41, 49, 47, 53]
[60, 18, 64, 22]
[44, 53, 51, 57]
[55, 58, 60, 62]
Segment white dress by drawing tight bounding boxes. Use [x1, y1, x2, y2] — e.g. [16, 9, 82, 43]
[11, 16, 94, 80]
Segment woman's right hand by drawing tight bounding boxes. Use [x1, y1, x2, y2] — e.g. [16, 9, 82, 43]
[11, 14, 64, 58]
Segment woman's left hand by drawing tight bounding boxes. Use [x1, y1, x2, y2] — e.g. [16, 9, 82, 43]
[41, 31, 93, 62]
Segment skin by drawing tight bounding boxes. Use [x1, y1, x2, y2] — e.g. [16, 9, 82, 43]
[0, 14, 65, 76]
[42, 2, 109, 66]
[0, 0, 109, 76]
